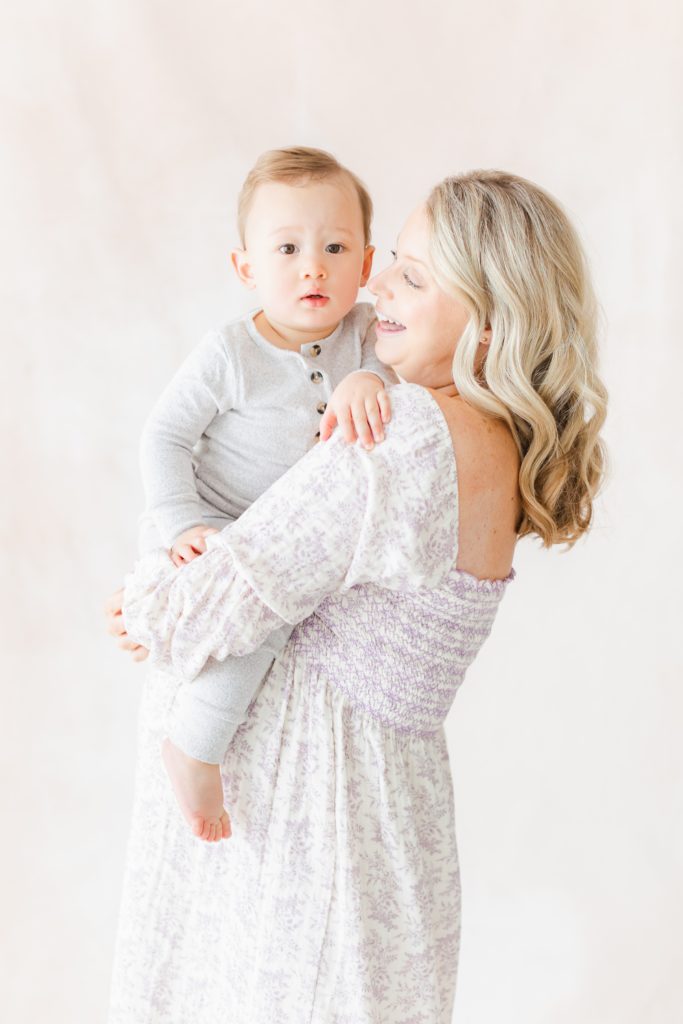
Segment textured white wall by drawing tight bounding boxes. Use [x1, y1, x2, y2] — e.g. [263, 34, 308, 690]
[2, 1, 681, 1021]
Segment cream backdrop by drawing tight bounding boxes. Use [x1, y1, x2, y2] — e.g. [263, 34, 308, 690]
[2, 1, 681, 1022]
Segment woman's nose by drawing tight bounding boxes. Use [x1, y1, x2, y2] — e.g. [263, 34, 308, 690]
[368, 268, 391, 298]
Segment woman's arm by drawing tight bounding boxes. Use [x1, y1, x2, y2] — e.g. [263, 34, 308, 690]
[121, 385, 458, 680]
[122, 430, 372, 678]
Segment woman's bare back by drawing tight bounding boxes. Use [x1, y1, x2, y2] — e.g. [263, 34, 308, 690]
[430, 389, 521, 581]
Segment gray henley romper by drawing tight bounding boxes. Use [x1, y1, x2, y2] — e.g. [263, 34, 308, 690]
[138, 302, 395, 762]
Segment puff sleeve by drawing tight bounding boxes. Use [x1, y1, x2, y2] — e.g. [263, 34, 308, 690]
[122, 384, 458, 680]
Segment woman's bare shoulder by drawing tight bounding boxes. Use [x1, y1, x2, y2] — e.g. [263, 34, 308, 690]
[428, 390, 519, 477]
[427, 388, 521, 578]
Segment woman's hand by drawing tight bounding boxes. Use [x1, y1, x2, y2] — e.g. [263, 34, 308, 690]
[170, 525, 220, 568]
[319, 372, 391, 449]
[105, 587, 150, 662]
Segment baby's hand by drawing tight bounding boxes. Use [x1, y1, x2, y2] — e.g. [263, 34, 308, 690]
[170, 525, 220, 568]
[319, 372, 391, 449]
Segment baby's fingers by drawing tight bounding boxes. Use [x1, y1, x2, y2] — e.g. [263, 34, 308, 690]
[351, 401, 375, 450]
[318, 405, 337, 442]
[364, 397, 386, 444]
[377, 389, 392, 424]
[336, 405, 358, 445]
[173, 544, 199, 564]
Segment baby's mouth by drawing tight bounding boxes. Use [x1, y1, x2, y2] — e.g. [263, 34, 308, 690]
[301, 293, 330, 306]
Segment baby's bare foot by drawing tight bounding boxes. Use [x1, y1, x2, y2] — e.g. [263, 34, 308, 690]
[161, 738, 231, 842]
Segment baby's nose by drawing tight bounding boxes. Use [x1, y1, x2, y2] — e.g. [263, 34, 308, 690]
[301, 261, 326, 279]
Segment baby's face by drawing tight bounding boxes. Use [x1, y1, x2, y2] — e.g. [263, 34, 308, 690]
[234, 178, 373, 340]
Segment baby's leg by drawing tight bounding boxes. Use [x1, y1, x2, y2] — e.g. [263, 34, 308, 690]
[163, 623, 293, 842]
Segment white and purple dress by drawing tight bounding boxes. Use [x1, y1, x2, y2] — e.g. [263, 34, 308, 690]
[109, 383, 514, 1024]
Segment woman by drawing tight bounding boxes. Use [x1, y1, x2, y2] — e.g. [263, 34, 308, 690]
[107, 171, 606, 1023]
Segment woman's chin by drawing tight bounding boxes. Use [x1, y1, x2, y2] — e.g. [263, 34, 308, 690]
[375, 335, 403, 370]
[377, 344, 407, 383]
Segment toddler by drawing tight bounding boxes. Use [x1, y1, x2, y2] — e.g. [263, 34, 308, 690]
[130, 146, 395, 842]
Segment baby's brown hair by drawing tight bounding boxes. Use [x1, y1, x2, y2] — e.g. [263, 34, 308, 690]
[237, 146, 373, 246]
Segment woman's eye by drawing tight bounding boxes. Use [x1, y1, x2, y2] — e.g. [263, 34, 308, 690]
[325, 243, 345, 254]
[278, 244, 298, 255]
[391, 249, 419, 287]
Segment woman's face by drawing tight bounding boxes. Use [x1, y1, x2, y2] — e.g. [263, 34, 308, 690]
[368, 203, 475, 388]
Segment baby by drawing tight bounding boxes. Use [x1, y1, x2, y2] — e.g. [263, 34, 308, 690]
[124, 146, 395, 842]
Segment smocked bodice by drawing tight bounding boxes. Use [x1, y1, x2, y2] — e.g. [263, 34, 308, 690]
[291, 567, 511, 735]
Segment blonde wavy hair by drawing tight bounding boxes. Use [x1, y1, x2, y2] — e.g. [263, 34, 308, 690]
[426, 170, 607, 547]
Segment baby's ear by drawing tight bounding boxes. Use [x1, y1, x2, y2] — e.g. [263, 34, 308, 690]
[231, 248, 256, 289]
[360, 245, 375, 286]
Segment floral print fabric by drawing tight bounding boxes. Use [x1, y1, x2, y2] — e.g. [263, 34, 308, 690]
[109, 384, 513, 1023]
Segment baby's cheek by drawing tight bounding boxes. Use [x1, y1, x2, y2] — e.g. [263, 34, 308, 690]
[340, 276, 364, 306]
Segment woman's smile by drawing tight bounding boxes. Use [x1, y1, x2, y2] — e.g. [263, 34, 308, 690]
[376, 310, 406, 333]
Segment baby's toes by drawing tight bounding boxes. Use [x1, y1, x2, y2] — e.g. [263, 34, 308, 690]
[191, 815, 208, 840]
[220, 811, 231, 840]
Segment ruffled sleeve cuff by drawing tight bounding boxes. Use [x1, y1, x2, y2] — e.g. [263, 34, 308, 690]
[121, 539, 286, 681]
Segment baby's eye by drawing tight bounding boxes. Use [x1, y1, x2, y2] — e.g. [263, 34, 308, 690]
[325, 243, 345, 254]
[278, 244, 298, 255]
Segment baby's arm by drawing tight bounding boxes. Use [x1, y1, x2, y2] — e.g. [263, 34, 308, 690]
[140, 331, 236, 555]
[318, 372, 391, 448]
[318, 306, 398, 446]
[170, 525, 220, 567]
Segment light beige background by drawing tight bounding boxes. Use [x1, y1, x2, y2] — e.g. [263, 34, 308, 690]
[2, 1, 681, 1021]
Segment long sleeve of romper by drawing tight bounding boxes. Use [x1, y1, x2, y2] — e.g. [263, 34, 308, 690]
[139, 332, 238, 547]
[122, 384, 459, 682]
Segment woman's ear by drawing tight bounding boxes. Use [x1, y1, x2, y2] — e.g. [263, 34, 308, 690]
[231, 248, 256, 289]
[480, 324, 492, 347]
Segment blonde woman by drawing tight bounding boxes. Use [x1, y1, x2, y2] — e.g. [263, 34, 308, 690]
[107, 171, 606, 1024]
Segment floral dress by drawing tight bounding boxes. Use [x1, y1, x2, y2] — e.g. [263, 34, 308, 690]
[109, 383, 514, 1024]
